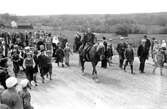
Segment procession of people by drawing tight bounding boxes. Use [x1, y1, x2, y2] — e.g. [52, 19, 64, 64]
[0, 28, 167, 109]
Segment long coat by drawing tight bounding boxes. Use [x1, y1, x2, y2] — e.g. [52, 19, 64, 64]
[137, 45, 148, 59]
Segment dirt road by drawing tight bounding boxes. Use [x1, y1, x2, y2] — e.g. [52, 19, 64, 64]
[26, 54, 167, 109]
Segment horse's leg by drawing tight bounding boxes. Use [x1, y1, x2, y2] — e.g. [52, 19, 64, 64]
[92, 62, 98, 80]
[160, 67, 163, 76]
[49, 64, 52, 80]
[80, 57, 85, 73]
[152, 64, 157, 74]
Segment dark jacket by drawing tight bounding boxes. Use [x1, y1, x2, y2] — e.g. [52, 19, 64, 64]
[125, 48, 134, 61]
[116, 42, 127, 56]
[145, 39, 151, 50]
[137, 45, 148, 59]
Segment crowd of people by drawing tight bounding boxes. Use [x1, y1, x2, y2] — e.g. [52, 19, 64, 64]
[0, 30, 73, 109]
[0, 28, 167, 108]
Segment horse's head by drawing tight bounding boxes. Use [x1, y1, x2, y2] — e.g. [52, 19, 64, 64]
[96, 43, 105, 61]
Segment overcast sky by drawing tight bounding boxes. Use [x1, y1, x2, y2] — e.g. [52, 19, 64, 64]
[0, 0, 167, 15]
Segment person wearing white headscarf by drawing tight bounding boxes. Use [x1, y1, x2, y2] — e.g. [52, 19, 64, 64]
[1, 77, 23, 109]
[64, 43, 72, 66]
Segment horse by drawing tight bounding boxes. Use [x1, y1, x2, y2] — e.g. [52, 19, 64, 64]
[79, 43, 105, 81]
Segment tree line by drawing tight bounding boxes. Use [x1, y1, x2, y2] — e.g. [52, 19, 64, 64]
[1, 12, 167, 35]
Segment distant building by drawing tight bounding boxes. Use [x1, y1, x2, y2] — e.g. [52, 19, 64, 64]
[11, 21, 17, 28]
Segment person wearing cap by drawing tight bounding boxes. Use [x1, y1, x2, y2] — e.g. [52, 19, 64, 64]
[23, 52, 35, 84]
[124, 43, 134, 74]
[1, 77, 23, 109]
[116, 36, 127, 69]
[137, 39, 148, 73]
[18, 79, 34, 109]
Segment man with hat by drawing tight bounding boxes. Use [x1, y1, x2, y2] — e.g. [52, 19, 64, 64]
[1, 77, 23, 109]
[80, 28, 97, 61]
[137, 39, 148, 73]
[116, 36, 127, 69]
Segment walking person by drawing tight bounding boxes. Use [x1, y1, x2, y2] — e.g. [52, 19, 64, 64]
[64, 43, 72, 66]
[32, 50, 39, 86]
[124, 43, 134, 74]
[101, 41, 108, 68]
[23, 52, 35, 85]
[11, 48, 20, 77]
[144, 35, 151, 57]
[137, 39, 148, 73]
[55, 46, 65, 67]
[116, 37, 127, 69]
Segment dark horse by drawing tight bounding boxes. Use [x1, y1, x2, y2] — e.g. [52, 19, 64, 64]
[79, 43, 105, 81]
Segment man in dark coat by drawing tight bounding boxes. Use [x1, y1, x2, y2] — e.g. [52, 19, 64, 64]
[144, 35, 151, 58]
[137, 39, 148, 73]
[116, 37, 127, 69]
[101, 37, 108, 68]
[124, 43, 134, 74]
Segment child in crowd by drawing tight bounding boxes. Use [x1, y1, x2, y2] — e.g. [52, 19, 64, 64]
[23, 52, 35, 85]
[124, 43, 134, 74]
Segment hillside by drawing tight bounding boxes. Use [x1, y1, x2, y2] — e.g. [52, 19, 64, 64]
[1, 12, 167, 34]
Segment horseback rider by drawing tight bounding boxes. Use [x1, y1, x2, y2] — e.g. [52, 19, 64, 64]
[80, 28, 97, 60]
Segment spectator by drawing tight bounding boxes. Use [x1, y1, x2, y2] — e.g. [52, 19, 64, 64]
[124, 43, 134, 74]
[64, 43, 72, 66]
[137, 39, 148, 73]
[19, 79, 34, 109]
[116, 37, 127, 69]
[1, 77, 23, 109]
[55, 46, 65, 67]
[23, 52, 35, 85]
